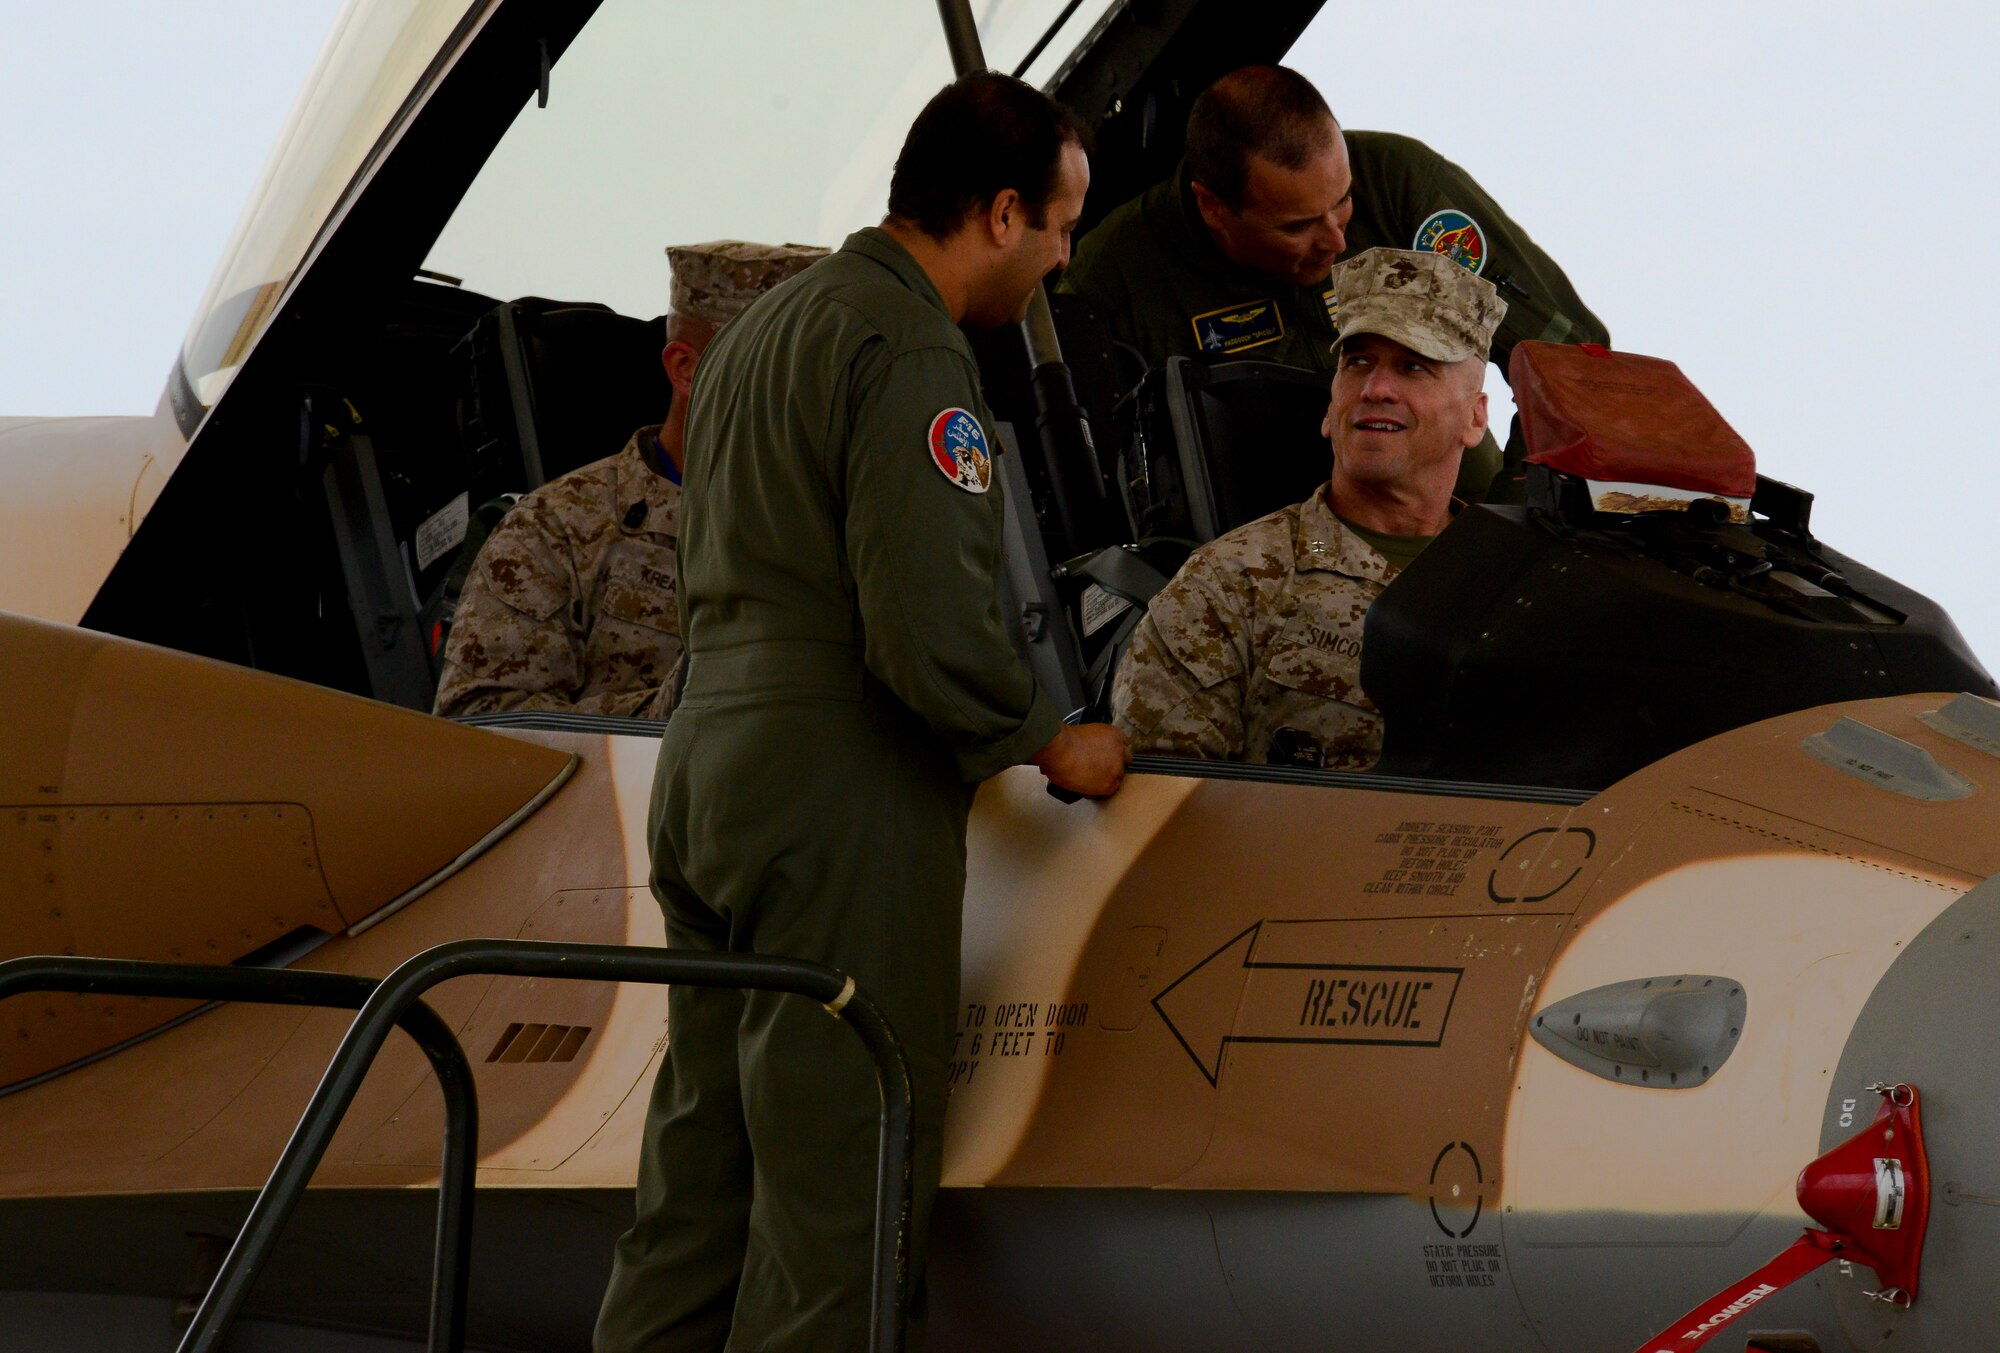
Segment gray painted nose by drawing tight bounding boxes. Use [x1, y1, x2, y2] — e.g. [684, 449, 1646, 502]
[1824, 871, 2000, 1348]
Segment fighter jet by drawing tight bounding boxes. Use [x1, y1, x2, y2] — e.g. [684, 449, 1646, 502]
[3, 2, 1997, 1351]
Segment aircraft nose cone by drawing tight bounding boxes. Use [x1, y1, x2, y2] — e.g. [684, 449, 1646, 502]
[1821, 873, 2000, 1347]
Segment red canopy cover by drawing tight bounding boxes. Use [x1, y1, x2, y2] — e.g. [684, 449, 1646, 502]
[1509, 341, 1757, 497]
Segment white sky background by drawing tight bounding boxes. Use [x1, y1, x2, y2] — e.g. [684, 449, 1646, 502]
[1289, 2, 2000, 662]
[0, 1, 347, 419]
[2, 1, 1998, 663]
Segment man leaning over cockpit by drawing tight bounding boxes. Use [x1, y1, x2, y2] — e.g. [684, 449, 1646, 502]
[1110, 246, 1504, 768]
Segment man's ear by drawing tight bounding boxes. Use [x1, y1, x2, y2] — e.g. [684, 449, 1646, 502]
[986, 188, 1023, 246]
[1461, 390, 1490, 449]
[662, 341, 701, 398]
[1189, 179, 1229, 236]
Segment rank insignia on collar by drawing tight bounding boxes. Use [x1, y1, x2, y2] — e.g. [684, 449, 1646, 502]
[928, 407, 992, 494]
[1413, 208, 1488, 274]
[1190, 300, 1283, 355]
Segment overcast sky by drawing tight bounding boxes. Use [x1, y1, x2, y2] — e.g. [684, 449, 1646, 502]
[0, 2, 347, 417]
[5, 0, 2000, 667]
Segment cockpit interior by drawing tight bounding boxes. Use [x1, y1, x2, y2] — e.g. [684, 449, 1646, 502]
[78, 0, 1995, 798]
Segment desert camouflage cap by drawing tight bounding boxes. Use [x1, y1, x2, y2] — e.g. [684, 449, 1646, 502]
[666, 240, 828, 327]
[1330, 247, 1505, 364]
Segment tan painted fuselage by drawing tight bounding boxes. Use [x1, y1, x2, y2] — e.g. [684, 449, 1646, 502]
[1, 609, 1994, 1348]
[0, 405, 186, 627]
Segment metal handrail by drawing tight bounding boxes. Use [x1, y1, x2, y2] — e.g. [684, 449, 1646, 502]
[178, 939, 916, 1353]
[0, 956, 477, 1352]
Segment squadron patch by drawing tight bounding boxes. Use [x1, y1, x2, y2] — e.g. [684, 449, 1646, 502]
[1190, 300, 1284, 354]
[928, 408, 992, 493]
[1413, 209, 1488, 275]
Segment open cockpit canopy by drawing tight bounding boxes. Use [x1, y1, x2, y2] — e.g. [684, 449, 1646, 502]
[177, 0, 483, 421]
[106, 0, 1323, 710]
[421, 0, 1128, 322]
[172, 0, 1128, 431]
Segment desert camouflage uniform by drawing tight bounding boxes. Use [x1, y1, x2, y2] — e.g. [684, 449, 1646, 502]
[433, 427, 680, 718]
[1113, 486, 1392, 768]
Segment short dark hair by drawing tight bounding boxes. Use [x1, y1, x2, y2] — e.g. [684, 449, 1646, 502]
[1185, 66, 1338, 209]
[888, 72, 1086, 240]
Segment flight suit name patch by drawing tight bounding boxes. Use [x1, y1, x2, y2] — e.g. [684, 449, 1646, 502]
[1414, 209, 1488, 275]
[1190, 300, 1284, 355]
[928, 408, 992, 493]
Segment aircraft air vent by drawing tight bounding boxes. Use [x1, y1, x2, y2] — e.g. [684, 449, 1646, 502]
[1802, 717, 1975, 801]
[486, 1021, 591, 1064]
[1530, 975, 1746, 1089]
[1916, 692, 2000, 760]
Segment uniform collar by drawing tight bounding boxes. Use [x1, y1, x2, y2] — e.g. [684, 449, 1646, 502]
[1291, 484, 1394, 586]
[615, 425, 682, 533]
[842, 227, 953, 319]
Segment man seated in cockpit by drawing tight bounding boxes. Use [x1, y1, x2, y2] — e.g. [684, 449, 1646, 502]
[433, 240, 824, 719]
[1111, 247, 1503, 767]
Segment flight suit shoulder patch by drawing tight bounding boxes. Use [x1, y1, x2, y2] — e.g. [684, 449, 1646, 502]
[928, 407, 991, 494]
[1190, 299, 1284, 355]
[1413, 208, 1488, 275]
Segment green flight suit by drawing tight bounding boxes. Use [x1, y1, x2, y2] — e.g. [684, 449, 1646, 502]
[1060, 131, 1609, 500]
[595, 227, 1063, 1353]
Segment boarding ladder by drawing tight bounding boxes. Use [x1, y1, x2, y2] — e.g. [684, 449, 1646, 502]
[0, 942, 913, 1353]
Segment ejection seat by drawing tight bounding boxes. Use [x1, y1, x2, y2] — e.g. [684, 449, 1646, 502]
[1122, 356, 1333, 549]
[424, 299, 674, 669]
[314, 294, 673, 710]
[1049, 356, 1332, 715]
[967, 292, 1154, 714]
[456, 298, 673, 497]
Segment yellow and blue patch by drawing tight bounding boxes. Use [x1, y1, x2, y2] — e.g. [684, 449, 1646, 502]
[1190, 300, 1283, 355]
[1413, 208, 1488, 275]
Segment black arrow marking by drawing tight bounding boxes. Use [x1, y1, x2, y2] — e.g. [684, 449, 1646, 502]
[1150, 921, 1465, 1086]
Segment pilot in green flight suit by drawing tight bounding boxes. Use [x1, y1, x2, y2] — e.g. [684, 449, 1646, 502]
[595, 73, 1127, 1353]
[1061, 65, 1607, 502]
